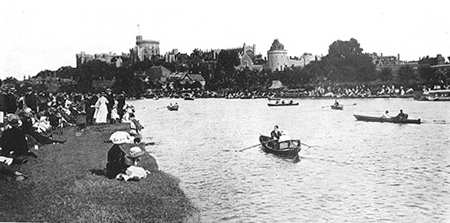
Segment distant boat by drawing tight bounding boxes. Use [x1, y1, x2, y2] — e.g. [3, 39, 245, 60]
[259, 135, 301, 159]
[422, 89, 450, 101]
[167, 104, 179, 111]
[184, 96, 195, 100]
[353, 114, 421, 124]
[267, 100, 299, 107]
[331, 104, 343, 110]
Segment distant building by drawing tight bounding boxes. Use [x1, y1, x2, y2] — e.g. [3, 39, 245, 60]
[136, 65, 172, 84]
[164, 49, 179, 63]
[167, 72, 206, 89]
[236, 43, 264, 71]
[369, 52, 401, 67]
[265, 39, 304, 72]
[130, 35, 160, 63]
[76, 52, 126, 67]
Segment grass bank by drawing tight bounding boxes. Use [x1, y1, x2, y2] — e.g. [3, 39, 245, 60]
[0, 124, 197, 222]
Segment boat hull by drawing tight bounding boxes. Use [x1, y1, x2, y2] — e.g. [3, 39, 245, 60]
[167, 106, 179, 111]
[267, 103, 299, 107]
[331, 105, 343, 110]
[259, 135, 301, 158]
[354, 114, 421, 124]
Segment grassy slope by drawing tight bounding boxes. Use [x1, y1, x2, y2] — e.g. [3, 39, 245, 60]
[0, 125, 196, 222]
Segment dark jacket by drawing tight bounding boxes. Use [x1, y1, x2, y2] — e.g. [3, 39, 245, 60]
[0, 127, 28, 157]
[271, 130, 282, 140]
[106, 144, 129, 179]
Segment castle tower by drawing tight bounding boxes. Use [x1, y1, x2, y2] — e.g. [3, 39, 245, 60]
[267, 39, 288, 72]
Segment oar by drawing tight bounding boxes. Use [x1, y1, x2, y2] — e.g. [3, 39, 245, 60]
[301, 142, 320, 148]
[236, 143, 261, 152]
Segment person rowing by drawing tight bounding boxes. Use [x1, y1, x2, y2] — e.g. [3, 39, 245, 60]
[270, 125, 283, 150]
[394, 109, 408, 121]
[334, 100, 340, 106]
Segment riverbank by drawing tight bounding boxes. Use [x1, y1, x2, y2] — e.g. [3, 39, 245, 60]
[0, 124, 197, 222]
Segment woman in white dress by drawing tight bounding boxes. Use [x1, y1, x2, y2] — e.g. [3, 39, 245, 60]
[94, 93, 109, 123]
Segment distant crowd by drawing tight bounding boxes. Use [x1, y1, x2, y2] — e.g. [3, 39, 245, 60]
[144, 84, 419, 99]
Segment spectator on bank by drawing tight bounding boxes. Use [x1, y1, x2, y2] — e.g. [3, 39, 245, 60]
[94, 93, 109, 124]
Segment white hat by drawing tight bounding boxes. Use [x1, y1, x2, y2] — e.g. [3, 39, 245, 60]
[129, 146, 145, 158]
[129, 129, 137, 136]
[109, 131, 131, 144]
[24, 107, 32, 113]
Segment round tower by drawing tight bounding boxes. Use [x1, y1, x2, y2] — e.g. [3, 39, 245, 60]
[267, 39, 288, 72]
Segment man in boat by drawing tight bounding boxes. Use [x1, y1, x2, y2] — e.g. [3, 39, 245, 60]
[271, 125, 282, 140]
[395, 109, 408, 121]
[381, 110, 391, 119]
[270, 125, 282, 149]
[334, 100, 340, 106]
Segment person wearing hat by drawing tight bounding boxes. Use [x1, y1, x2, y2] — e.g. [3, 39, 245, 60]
[0, 116, 36, 159]
[105, 131, 131, 179]
[93, 93, 109, 124]
[127, 147, 145, 166]
[105, 89, 114, 124]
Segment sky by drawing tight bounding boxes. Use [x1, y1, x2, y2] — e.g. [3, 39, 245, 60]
[1, 0, 449, 79]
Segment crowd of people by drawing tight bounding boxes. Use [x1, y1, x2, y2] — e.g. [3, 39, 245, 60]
[143, 84, 418, 100]
[0, 87, 144, 181]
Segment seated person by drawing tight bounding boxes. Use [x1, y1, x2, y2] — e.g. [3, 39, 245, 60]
[0, 117, 37, 159]
[381, 110, 391, 119]
[106, 132, 132, 179]
[334, 100, 339, 106]
[106, 142, 129, 179]
[395, 109, 408, 121]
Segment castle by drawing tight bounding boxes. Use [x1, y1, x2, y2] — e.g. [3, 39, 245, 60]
[76, 35, 160, 67]
[265, 39, 312, 72]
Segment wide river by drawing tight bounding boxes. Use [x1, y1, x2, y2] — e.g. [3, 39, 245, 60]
[129, 98, 449, 222]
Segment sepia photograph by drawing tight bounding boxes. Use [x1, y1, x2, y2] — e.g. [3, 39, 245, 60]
[0, 0, 449, 222]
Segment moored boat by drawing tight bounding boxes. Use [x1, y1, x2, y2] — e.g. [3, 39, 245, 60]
[423, 89, 450, 101]
[259, 135, 301, 159]
[184, 97, 195, 100]
[353, 114, 421, 124]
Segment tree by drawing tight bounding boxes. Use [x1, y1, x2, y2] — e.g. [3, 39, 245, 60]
[309, 38, 376, 82]
[378, 67, 393, 81]
[217, 49, 240, 75]
[397, 65, 418, 85]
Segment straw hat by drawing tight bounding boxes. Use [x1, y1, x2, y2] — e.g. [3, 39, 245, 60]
[109, 131, 132, 144]
[128, 147, 145, 158]
[6, 114, 21, 127]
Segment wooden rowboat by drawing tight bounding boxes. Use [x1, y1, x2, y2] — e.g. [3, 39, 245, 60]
[267, 101, 299, 107]
[353, 114, 421, 124]
[259, 135, 301, 158]
[167, 105, 179, 111]
[331, 104, 343, 110]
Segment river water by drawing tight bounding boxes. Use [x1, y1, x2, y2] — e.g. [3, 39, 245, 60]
[129, 98, 450, 222]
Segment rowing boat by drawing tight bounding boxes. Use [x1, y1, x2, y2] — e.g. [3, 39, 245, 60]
[267, 101, 299, 106]
[331, 104, 343, 110]
[259, 135, 301, 158]
[353, 114, 421, 124]
[167, 105, 179, 111]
